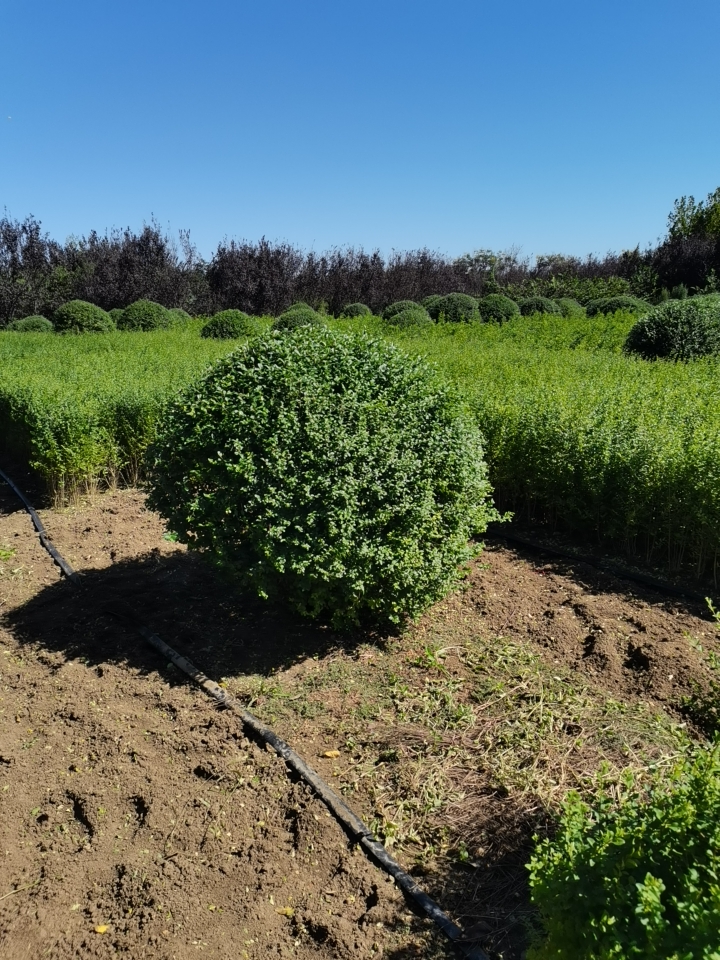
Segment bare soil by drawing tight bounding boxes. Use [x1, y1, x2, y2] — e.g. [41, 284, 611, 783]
[0, 485, 716, 959]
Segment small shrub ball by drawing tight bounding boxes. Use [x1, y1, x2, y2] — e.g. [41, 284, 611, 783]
[6, 315, 54, 332]
[624, 298, 720, 360]
[555, 298, 585, 318]
[201, 310, 263, 339]
[384, 306, 433, 328]
[517, 296, 562, 317]
[478, 294, 520, 323]
[435, 293, 480, 323]
[382, 300, 421, 321]
[118, 299, 173, 331]
[146, 328, 498, 628]
[108, 308, 125, 325]
[586, 296, 650, 317]
[53, 300, 115, 333]
[272, 304, 325, 331]
[341, 302, 372, 318]
[421, 295, 445, 319]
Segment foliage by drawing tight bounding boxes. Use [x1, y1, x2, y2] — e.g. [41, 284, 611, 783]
[506, 275, 631, 306]
[169, 307, 192, 322]
[421, 294, 445, 317]
[624, 298, 720, 361]
[383, 300, 421, 321]
[528, 743, 720, 960]
[435, 292, 479, 323]
[517, 296, 562, 316]
[586, 296, 651, 317]
[341, 302, 372, 317]
[668, 188, 720, 240]
[477, 294, 520, 323]
[6, 315, 54, 332]
[200, 309, 262, 339]
[145, 328, 498, 628]
[555, 297, 585, 317]
[109, 308, 124, 324]
[384, 306, 433, 328]
[53, 300, 115, 334]
[272, 303, 326, 331]
[117, 299, 173, 331]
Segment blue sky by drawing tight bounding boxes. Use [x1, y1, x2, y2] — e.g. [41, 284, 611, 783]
[1, 0, 719, 259]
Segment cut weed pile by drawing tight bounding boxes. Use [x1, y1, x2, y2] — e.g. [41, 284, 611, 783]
[0, 488, 716, 958]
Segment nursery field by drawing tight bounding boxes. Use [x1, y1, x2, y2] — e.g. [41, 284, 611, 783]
[2, 311, 719, 580]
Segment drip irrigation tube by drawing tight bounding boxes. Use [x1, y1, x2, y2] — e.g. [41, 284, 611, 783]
[0, 469, 489, 960]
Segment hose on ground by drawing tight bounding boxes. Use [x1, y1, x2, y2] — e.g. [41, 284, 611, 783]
[0, 469, 489, 960]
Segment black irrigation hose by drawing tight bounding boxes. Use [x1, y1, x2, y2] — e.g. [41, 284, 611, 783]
[486, 527, 716, 605]
[0, 470, 489, 960]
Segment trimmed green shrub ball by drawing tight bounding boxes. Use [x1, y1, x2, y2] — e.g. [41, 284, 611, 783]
[118, 299, 173, 331]
[517, 296, 563, 316]
[478, 294, 520, 323]
[169, 307, 192, 322]
[586, 296, 651, 317]
[6, 315, 54, 332]
[624, 298, 720, 360]
[108, 308, 125, 324]
[555, 298, 585, 318]
[528, 743, 720, 960]
[382, 300, 421, 321]
[146, 328, 498, 628]
[421, 295, 445, 319]
[435, 293, 480, 323]
[53, 300, 115, 334]
[201, 310, 263, 339]
[341, 302, 372, 318]
[272, 304, 326, 331]
[384, 306, 433, 328]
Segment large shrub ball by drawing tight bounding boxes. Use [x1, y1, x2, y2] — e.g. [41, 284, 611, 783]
[382, 300, 421, 321]
[341, 302, 372, 318]
[272, 304, 326, 331]
[586, 296, 650, 317]
[624, 298, 720, 360]
[146, 328, 498, 628]
[478, 294, 520, 323]
[517, 296, 562, 316]
[435, 293, 480, 323]
[384, 305, 433, 328]
[53, 300, 115, 333]
[118, 299, 173, 331]
[6, 315, 54, 332]
[201, 309, 263, 339]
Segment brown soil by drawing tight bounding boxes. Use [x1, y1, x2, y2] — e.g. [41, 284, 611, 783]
[0, 485, 716, 959]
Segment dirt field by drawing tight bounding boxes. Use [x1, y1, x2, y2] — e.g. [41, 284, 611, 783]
[0, 482, 716, 959]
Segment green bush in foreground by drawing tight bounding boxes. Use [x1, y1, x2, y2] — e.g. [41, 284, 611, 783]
[517, 296, 562, 316]
[382, 300, 421, 321]
[53, 300, 115, 334]
[201, 309, 262, 339]
[586, 296, 651, 317]
[528, 743, 720, 960]
[146, 328, 498, 628]
[624, 298, 720, 361]
[556, 297, 585, 317]
[272, 303, 325, 331]
[478, 294, 520, 323]
[341, 302, 372, 318]
[6, 315, 54, 332]
[384, 305, 433, 328]
[436, 292, 480, 323]
[118, 299, 173, 331]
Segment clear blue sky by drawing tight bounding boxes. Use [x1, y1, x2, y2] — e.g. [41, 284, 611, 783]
[1, 0, 719, 260]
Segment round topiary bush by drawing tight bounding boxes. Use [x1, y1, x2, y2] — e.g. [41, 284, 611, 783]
[624, 298, 720, 361]
[517, 296, 563, 316]
[272, 304, 326, 331]
[384, 306, 433, 328]
[478, 294, 520, 323]
[146, 328, 498, 628]
[528, 744, 720, 960]
[201, 310, 263, 339]
[169, 307, 192, 323]
[108, 308, 125, 324]
[6, 315, 54, 332]
[421, 295, 445, 319]
[382, 300, 421, 321]
[586, 296, 651, 317]
[117, 299, 173, 331]
[53, 300, 115, 334]
[341, 302, 372, 318]
[435, 293, 480, 323]
[555, 298, 585, 318]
